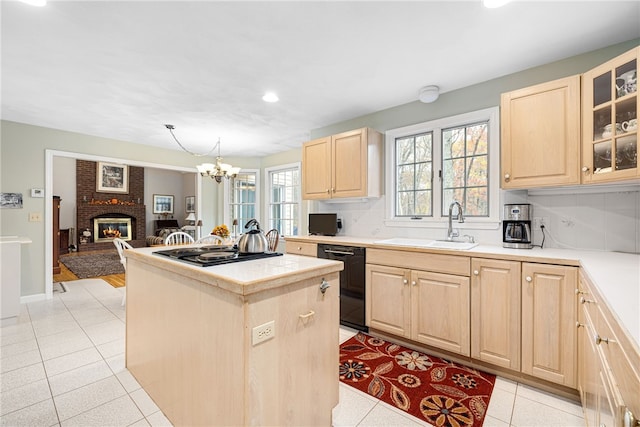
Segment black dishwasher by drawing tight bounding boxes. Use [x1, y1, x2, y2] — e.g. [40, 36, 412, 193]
[317, 244, 367, 332]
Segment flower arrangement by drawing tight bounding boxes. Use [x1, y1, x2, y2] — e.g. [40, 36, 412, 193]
[212, 224, 230, 239]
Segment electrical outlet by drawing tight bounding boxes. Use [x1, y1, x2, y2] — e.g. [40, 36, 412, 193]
[533, 216, 549, 230]
[252, 320, 275, 345]
[29, 212, 42, 222]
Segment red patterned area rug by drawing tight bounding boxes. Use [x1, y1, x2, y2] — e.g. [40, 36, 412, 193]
[339, 332, 496, 427]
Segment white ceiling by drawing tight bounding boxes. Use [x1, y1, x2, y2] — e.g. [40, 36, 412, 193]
[2, 1, 639, 157]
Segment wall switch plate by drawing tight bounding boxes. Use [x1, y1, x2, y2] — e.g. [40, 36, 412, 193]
[252, 320, 275, 345]
[29, 212, 42, 222]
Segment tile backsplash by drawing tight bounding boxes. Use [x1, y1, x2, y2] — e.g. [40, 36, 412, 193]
[315, 188, 640, 253]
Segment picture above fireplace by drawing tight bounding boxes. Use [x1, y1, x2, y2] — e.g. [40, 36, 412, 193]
[94, 217, 132, 242]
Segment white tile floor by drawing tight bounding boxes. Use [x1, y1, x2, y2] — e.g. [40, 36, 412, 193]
[1, 279, 585, 427]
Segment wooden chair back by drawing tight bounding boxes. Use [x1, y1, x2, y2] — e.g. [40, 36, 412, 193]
[265, 229, 279, 252]
[165, 231, 195, 246]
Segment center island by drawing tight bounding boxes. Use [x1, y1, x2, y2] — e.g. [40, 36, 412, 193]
[124, 246, 343, 426]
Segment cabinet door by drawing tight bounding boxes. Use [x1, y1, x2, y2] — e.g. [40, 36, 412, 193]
[471, 258, 521, 370]
[302, 137, 331, 199]
[365, 264, 410, 338]
[332, 128, 367, 198]
[522, 263, 577, 387]
[411, 270, 470, 356]
[501, 75, 581, 189]
[578, 303, 599, 427]
[582, 46, 639, 183]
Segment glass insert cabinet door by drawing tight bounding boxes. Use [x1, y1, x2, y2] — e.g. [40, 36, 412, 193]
[583, 47, 638, 183]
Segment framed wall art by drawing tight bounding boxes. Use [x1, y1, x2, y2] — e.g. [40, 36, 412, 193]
[97, 162, 129, 193]
[0, 193, 23, 208]
[153, 194, 174, 214]
[185, 196, 195, 213]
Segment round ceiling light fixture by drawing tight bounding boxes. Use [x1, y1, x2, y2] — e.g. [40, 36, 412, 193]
[262, 92, 279, 103]
[418, 85, 440, 103]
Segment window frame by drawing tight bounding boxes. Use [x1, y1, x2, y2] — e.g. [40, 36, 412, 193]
[223, 169, 260, 233]
[264, 162, 302, 237]
[384, 106, 500, 230]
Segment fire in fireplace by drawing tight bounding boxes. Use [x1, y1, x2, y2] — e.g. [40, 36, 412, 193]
[93, 218, 132, 242]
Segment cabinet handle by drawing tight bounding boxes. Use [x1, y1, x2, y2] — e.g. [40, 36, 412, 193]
[331, 188, 335, 193]
[504, 173, 511, 182]
[525, 276, 532, 282]
[576, 321, 584, 328]
[624, 408, 639, 427]
[320, 279, 330, 294]
[595, 334, 615, 345]
[299, 310, 315, 320]
[297, 247, 302, 251]
[575, 288, 584, 295]
[411, 281, 416, 286]
[473, 270, 479, 276]
[403, 279, 408, 285]
[582, 166, 590, 173]
[580, 296, 594, 304]
[326, 189, 330, 194]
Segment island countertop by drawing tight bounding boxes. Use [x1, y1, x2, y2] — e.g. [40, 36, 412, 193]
[125, 246, 344, 296]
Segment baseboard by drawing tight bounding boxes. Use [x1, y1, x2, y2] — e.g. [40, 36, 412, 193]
[20, 293, 47, 304]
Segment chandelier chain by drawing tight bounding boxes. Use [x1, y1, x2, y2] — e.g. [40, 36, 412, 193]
[165, 124, 219, 157]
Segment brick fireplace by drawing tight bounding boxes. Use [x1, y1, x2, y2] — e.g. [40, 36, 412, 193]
[76, 160, 146, 251]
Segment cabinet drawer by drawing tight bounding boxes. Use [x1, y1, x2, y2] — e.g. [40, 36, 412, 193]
[285, 241, 318, 257]
[368, 248, 470, 276]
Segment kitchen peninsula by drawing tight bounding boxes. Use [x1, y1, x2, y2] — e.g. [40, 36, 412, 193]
[124, 247, 343, 426]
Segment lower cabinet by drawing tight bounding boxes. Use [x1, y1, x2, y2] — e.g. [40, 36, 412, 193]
[521, 263, 578, 388]
[577, 272, 640, 427]
[471, 258, 521, 370]
[366, 264, 470, 356]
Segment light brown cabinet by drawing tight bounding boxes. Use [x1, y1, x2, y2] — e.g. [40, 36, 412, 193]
[521, 263, 578, 388]
[582, 46, 639, 184]
[500, 75, 581, 189]
[284, 240, 317, 257]
[470, 258, 521, 370]
[302, 128, 382, 200]
[577, 271, 640, 427]
[366, 249, 470, 357]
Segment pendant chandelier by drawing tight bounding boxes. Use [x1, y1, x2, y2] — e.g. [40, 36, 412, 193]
[165, 124, 240, 183]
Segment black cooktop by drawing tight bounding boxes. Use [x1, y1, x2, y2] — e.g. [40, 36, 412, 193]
[153, 245, 283, 267]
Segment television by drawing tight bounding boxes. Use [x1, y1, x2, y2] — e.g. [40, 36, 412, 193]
[309, 213, 338, 236]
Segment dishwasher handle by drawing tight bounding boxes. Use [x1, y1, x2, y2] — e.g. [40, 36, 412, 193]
[323, 249, 355, 256]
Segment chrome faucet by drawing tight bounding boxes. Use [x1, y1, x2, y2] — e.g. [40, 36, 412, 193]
[447, 201, 465, 241]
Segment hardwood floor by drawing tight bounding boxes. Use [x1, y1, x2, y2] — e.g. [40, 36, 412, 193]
[54, 250, 125, 288]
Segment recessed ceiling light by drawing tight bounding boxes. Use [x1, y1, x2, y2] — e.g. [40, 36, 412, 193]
[19, 0, 47, 6]
[483, 0, 511, 8]
[262, 92, 279, 103]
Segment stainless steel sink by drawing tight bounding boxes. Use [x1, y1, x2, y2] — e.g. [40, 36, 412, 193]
[427, 240, 478, 250]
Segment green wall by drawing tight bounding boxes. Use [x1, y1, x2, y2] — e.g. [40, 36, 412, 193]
[311, 39, 640, 139]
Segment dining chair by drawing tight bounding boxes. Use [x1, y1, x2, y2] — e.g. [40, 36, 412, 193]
[195, 235, 225, 245]
[265, 229, 279, 252]
[112, 238, 133, 306]
[165, 231, 195, 246]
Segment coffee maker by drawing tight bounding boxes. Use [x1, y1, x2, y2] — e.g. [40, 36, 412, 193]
[503, 204, 532, 249]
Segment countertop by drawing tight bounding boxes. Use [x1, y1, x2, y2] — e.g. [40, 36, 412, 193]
[125, 246, 343, 296]
[285, 235, 640, 348]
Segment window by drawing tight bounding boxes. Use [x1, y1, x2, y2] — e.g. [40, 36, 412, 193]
[265, 163, 300, 236]
[385, 107, 499, 228]
[442, 122, 489, 217]
[225, 170, 259, 233]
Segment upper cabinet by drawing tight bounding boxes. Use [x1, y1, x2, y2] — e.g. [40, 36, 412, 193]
[500, 75, 581, 189]
[582, 47, 639, 183]
[302, 128, 383, 200]
[500, 46, 640, 190]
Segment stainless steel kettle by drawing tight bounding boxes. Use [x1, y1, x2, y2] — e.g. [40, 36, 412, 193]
[236, 219, 269, 254]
